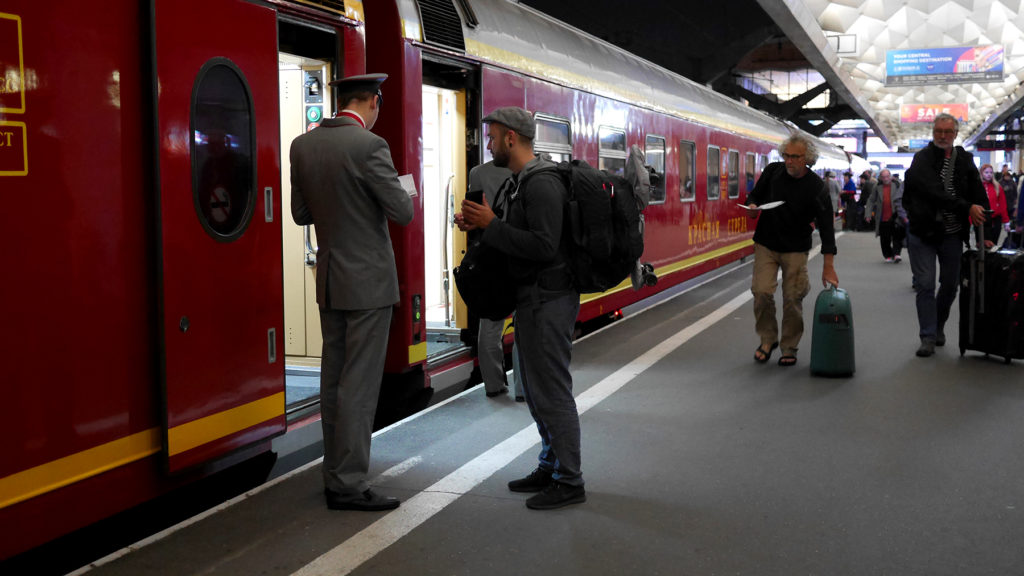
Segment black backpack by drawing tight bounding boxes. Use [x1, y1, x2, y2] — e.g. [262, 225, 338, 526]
[530, 159, 645, 294]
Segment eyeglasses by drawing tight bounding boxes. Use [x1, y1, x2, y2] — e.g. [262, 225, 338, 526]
[376, 89, 383, 111]
[933, 128, 957, 136]
[781, 153, 804, 160]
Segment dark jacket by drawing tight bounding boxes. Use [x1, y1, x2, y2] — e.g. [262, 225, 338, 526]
[902, 143, 988, 245]
[748, 162, 837, 255]
[482, 157, 573, 293]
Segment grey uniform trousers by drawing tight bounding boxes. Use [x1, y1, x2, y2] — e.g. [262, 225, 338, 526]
[319, 306, 393, 495]
[478, 317, 508, 395]
[515, 287, 583, 486]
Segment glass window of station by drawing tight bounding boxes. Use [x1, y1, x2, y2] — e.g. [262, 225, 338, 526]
[707, 146, 721, 200]
[191, 59, 256, 241]
[678, 139, 696, 202]
[535, 115, 572, 162]
[645, 135, 666, 204]
[727, 150, 740, 199]
[598, 126, 626, 177]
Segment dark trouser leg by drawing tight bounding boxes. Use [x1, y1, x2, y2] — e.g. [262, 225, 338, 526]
[515, 290, 583, 487]
[879, 220, 895, 259]
[934, 235, 963, 332]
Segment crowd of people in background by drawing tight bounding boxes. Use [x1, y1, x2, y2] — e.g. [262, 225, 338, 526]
[832, 159, 1024, 251]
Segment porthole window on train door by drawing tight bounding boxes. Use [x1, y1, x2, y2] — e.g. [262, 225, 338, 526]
[535, 115, 572, 162]
[727, 149, 740, 199]
[191, 58, 256, 242]
[598, 126, 626, 177]
[645, 135, 666, 204]
[678, 139, 695, 203]
[707, 146, 721, 200]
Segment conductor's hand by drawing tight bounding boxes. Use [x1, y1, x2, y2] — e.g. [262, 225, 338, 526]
[746, 203, 760, 218]
[968, 204, 987, 226]
[457, 194, 496, 231]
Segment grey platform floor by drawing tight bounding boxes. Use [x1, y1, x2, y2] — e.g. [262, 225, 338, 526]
[80, 231, 1024, 576]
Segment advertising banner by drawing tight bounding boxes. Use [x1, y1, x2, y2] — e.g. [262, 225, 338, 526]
[899, 103, 969, 124]
[886, 45, 1003, 86]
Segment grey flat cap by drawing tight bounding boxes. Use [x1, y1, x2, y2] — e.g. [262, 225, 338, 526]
[482, 107, 535, 139]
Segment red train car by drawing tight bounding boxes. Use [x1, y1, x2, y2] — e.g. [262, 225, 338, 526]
[0, 0, 856, 560]
[0, 0, 373, 560]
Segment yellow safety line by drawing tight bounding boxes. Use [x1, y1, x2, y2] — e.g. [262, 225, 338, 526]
[580, 239, 753, 304]
[168, 392, 285, 456]
[0, 428, 161, 509]
[409, 342, 428, 365]
[1, 391, 287, 509]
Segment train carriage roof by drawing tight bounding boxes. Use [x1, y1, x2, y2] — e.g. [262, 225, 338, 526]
[397, 0, 852, 167]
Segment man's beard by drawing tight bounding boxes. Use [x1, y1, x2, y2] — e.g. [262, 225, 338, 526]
[492, 148, 510, 168]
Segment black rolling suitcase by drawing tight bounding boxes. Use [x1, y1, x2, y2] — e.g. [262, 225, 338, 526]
[958, 225, 1024, 363]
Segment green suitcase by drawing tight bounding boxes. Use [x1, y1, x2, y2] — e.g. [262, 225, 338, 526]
[810, 285, 855, 377]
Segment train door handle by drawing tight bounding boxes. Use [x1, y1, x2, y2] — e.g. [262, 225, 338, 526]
[179, 316, 190, 333]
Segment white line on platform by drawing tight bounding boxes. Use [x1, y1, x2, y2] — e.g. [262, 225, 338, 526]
[292, 292, 758, 575]
[294, 243, 833, 575]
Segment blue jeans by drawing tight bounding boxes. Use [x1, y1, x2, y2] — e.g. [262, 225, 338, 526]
[907, 232, 963, 340]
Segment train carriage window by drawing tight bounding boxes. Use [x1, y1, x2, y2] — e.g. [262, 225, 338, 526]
[645, 135, 666, 204]
[598, 126, 626, 176]
[745, 152, 756, 193]
[727, 150, 740, 199]
[191, 58, 256, 242]
[535, 115, 572, 162]
[759, 154, 769, 177]
[678, 139, 695, 202]
[707, 146, 721, 200]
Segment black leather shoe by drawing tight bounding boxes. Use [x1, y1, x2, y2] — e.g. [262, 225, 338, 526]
[486, 385, 508, 398]
[525, 481, 586, 510]
[507, 468, 552, 492]
[935, 330, 946, 346]
[325, 489, 400, 511]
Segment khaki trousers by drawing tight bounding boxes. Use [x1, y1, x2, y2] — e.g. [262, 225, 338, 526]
[751, 243, 810, 357]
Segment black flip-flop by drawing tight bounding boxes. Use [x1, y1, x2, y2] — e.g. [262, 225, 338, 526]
[777, 355, 797, 367]
[754, 342, 778, 364]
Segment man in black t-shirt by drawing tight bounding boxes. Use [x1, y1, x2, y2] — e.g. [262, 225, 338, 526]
[747, 134, 839, 367]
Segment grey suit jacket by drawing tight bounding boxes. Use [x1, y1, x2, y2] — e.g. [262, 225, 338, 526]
[290, 116, 414, 310]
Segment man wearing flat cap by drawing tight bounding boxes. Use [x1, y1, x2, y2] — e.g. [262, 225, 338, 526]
[456, 106, 586, 510]
[290, 73, 413, 511]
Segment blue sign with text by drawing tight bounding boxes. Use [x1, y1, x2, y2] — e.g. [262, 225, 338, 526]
[886, 45, 1003, 86]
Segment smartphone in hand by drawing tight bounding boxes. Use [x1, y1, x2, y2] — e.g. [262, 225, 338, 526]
[466, 190, 484, 204]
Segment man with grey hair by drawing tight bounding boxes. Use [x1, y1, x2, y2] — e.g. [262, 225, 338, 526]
[902, 113, 988, 357]
[746, 133, 838, 367]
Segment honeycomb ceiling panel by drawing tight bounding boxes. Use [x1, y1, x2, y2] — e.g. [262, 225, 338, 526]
[790, 0, 1024, 146]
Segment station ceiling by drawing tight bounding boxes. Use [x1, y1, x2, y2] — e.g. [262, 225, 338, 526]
[517, 0, 1024, 150]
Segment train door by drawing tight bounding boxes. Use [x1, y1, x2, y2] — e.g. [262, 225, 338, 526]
[153, 0, 284, 472]
[422, 83, 472, 359]
[278, 17, 338, 406]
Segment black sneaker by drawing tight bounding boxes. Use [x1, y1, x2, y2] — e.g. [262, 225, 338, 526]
[916, 339, 935, 357]
[525, 481, 586, 510]
[507, 468, 552, 493]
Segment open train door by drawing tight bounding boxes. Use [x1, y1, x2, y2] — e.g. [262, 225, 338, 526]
[152, 0, 285, 472]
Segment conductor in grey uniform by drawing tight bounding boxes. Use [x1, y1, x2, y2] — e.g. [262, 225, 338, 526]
[290, 73, 414, 511]
[456, 107, 585, 510]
